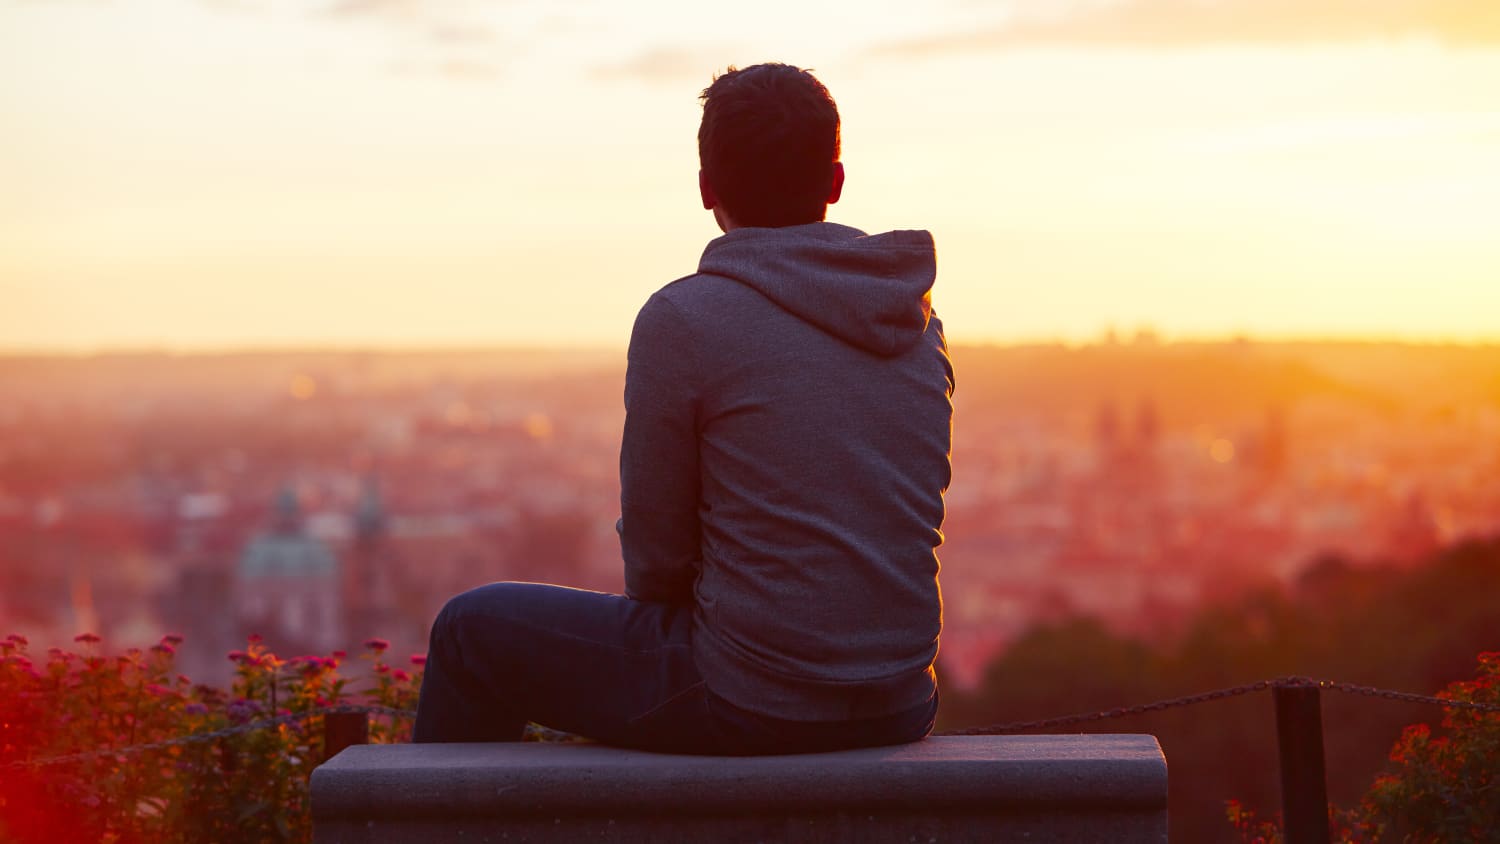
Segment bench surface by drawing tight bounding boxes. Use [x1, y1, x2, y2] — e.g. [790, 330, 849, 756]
[312, 735, 1168, 843]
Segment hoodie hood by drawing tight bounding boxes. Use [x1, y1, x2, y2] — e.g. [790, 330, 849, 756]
[696, 222, 936, 357]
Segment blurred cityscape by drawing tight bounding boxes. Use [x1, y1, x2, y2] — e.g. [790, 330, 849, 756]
[2, 338, 1498, 685]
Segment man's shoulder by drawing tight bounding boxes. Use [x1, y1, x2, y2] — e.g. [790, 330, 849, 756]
[630, 273, 746, 347]
[649, 271, 758, 314]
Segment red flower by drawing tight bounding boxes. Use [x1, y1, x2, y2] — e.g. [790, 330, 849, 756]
[363, 638, 390, 652]
[410, 654, 427, 666]
[74, 632, 102, 644]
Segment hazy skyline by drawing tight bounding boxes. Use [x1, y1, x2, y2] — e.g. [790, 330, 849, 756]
[4, 0, 1499, 351]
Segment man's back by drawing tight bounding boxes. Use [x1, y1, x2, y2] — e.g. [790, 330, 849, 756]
[415, 63, 950, 754]
[620, 221, 953, 722]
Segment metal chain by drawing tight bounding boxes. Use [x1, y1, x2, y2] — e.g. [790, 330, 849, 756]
[0, 704, 417, 772]
[1318, 678, 1500, 714]
[936, 678, 1277, 735]
[7, 677, 1497, 765]
[936, 675, 1500, 736]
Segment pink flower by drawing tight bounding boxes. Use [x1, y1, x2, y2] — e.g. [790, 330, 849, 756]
[151, 643, 176, 656]
[162, 634, 184, 646]
[410, 654, 427, 666]
[227, 650, 247, 662]
[74, 632, 102, 644]
[246, 633, 263, 644]
[363, 638, 390, 652]
[391, 669, 411, 682]
[331, 650, 347, 660]
[5, 633, 28, 646]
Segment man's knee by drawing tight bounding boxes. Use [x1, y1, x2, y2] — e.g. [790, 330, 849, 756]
[431, 581, 528, 644]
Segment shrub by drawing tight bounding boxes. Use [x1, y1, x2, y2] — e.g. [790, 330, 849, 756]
[0, 633, 424, 843]
[1359, 651, 1500, 842]
[1228, 652, 1500, 843]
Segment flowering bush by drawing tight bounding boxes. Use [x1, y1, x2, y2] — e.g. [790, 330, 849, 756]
[0, 633, 425, 843]
[1359, 651, 1500, 842]
[1229, 652, 1500, 843]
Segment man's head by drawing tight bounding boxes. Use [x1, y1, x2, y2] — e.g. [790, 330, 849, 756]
[697, 63, 844, 231]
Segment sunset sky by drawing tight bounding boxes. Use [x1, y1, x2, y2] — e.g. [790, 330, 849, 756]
[3, 0, 1498, 351]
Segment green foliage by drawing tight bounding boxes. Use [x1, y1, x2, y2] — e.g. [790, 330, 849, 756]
[942, 536, 1500, 842]
[1357, 650, 1500, 842]
[0, 633, 424, 843]
[1226, 652, 1500, 844]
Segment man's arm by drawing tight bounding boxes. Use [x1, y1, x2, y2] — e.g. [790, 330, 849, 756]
[619, 293, 701, 605]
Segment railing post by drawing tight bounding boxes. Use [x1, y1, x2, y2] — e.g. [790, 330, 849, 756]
[324, 711, 369, 762]
[1274, 682, 1331, 844]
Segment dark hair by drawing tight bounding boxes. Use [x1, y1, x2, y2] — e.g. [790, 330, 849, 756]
[698, 63, 841, 228]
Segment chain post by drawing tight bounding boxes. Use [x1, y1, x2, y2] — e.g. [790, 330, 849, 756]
[323, 710, 370, 761]
[1274, 681, 1331, 844]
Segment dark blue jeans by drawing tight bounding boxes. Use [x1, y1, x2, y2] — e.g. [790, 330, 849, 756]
[412, 582, 938, 754]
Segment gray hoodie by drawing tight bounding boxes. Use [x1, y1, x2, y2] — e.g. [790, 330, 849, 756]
[619, 221, 953, 721]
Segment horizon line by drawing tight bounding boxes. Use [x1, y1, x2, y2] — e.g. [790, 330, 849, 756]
[4, 331, 1500, 359]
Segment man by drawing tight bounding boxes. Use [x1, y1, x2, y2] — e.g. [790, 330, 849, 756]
[414, 63, 953, 754]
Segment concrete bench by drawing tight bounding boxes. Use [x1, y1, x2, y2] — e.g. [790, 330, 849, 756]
[311, 735, 1168, 843]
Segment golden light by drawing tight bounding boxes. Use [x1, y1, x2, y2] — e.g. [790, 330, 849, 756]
[522, 413, 554, 441]
[288, 374, 317, 400]
[3, 1, 1498, 349]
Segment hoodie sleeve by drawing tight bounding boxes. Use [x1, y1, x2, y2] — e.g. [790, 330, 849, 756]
[618, 293, 701, 605]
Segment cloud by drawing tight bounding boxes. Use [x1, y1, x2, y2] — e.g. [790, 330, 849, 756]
[427, 22, 496, 45]
[321, 0, 499, 44]
[591, 46, 740, 86]
[316, 0, 509, 78]
[324, 0, 431, 18]
[872, 0, 1500, 56]
[388, 56, 503, 80]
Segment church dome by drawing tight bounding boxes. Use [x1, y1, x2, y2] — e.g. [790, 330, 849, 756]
[239, 486, 338, 578]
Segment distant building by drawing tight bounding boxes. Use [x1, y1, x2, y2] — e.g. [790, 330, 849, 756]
[234, 487, 341, 654]
[343, 477, 401, 641]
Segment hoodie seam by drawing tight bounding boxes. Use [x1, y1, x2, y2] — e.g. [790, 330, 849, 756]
[648, 292, 704, 426]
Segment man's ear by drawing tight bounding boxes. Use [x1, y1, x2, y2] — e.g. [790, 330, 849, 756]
[699, 170, 717, 210]
[827, 162, 845, 205]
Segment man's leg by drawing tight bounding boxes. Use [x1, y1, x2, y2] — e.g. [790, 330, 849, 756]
[412, 581, 710, 747]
